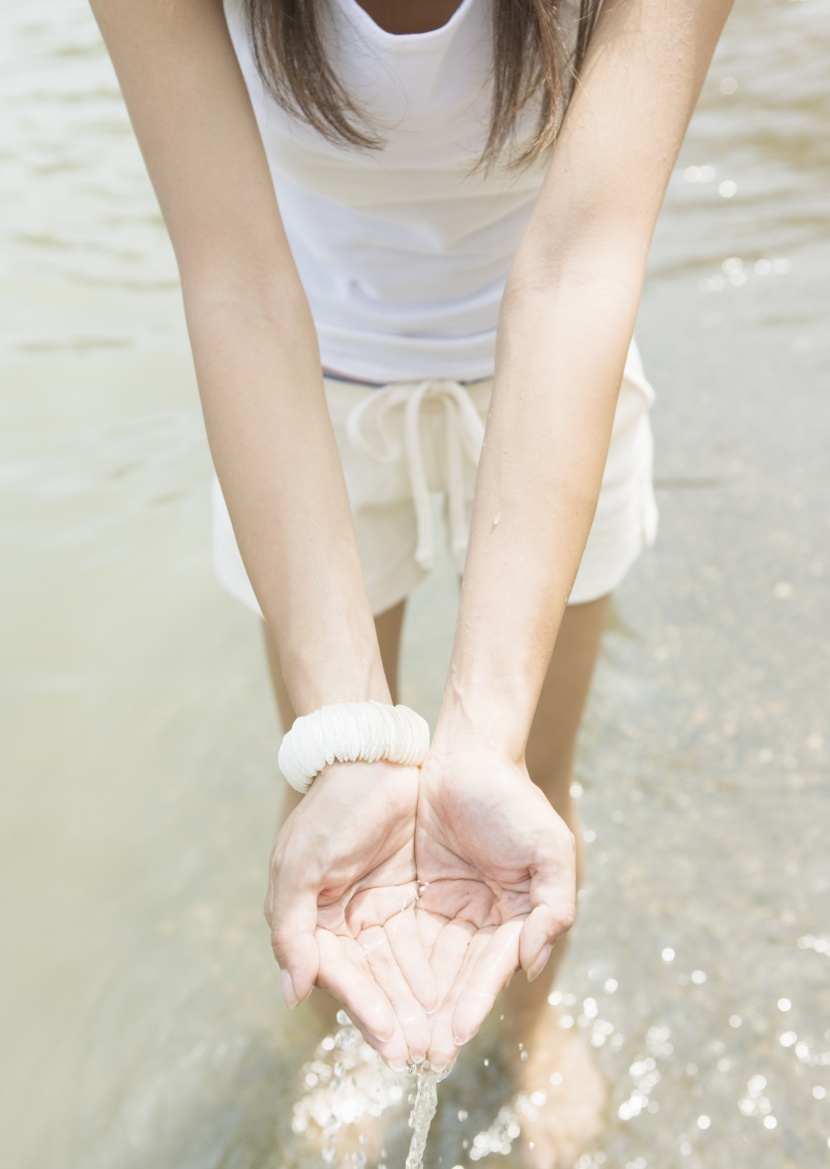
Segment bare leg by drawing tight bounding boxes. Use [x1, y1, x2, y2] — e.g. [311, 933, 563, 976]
[499, 594, 611, 1167]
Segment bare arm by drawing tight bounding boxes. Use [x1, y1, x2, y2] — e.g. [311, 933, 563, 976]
[90, 0, 439, 1058]
[436, 0, 735, 756]
[89, 0, 387, 714]
[416, 0, 735, 1069]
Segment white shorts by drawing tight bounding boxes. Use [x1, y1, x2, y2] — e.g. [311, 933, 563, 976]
[212, 338, 658, 616]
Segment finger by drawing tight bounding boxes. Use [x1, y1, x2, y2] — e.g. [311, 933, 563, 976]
[268, 883, 321, 1009]
[424, 916, 476, 1010]
[316, 930, 404, 1060]
[361, 924, 431, 1063]
[320, 931, 413, 1071]
[451, 919, 523, 1046]
[386, 905, 439, 1012]
[426, 927, 491, 1074]
[414, 903, 446, 963]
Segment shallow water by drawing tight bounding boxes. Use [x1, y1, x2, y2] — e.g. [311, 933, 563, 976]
[1, 1, 829, 1167]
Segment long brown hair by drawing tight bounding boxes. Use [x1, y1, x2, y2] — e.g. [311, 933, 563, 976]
[238, 0, 603, 170]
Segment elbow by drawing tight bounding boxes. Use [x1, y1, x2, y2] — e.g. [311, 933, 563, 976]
[504, 214, 650, 308]
[183, 269, 313, 343]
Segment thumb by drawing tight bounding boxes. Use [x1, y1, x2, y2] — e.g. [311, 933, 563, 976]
[519, 844, 577, 980]
[268, 879, 321, 1009]
[519, 902, 574, 982]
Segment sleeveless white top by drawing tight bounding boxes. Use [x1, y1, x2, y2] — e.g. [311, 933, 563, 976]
[225, 0, 579, 382]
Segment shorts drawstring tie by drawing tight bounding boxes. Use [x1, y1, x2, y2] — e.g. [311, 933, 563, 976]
[346, 379, 485, 574]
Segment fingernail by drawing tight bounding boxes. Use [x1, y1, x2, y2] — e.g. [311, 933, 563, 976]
[527, 944, 553, 982]
[280, 969, 298, 1011]
[453, 1027, 477, 1047]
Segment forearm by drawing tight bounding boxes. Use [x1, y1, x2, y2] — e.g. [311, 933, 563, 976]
[89, 0, 386, 717]
[436, 252, 643, 759]
[187, 280, 388, 714]
[432, 0, 732, 760]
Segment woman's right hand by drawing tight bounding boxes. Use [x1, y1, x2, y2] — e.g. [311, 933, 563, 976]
[264, 760, 439, 1070]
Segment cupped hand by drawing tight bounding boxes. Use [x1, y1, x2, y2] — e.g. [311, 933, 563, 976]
[265, 760, 439, 1069]
[413, 745, 577, 1073]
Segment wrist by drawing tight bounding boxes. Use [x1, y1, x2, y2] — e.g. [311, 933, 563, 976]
[279, 642, 391, 714]
[432, 667, 530, 765]
[274, 602, 391, 715]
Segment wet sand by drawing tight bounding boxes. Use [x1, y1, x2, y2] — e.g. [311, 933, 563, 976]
[1, 2, 829, 1167]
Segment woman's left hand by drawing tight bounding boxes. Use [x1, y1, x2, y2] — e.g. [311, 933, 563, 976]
[414, 744, 577, 1072]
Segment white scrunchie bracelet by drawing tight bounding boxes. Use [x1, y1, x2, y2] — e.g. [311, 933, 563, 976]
[277, 701, 431, 794]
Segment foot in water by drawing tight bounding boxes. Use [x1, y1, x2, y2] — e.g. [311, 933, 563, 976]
[471, 1007, 608, 1169]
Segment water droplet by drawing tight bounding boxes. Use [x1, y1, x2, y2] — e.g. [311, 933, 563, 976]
[720, 76, 738, 95]
[718, 179, 737, 198]
[662, 948, 676, 962]
[778, 998, 792, 1012]
[729, 1015, 742, 1028]
[691, 970, 707, 985]
[697, 1115, 711, 1130]
[763, 1116, 777, 1130]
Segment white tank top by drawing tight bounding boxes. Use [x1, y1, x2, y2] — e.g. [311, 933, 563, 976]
[225, 0, 575, 382]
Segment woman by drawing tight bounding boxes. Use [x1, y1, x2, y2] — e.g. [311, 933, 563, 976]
[90, 0, 733, 1162]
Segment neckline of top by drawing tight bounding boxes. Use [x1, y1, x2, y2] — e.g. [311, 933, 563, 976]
[339, 0, 478, 45]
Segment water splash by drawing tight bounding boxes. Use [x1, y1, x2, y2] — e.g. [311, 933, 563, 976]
[291, 1011, 406, 1162]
